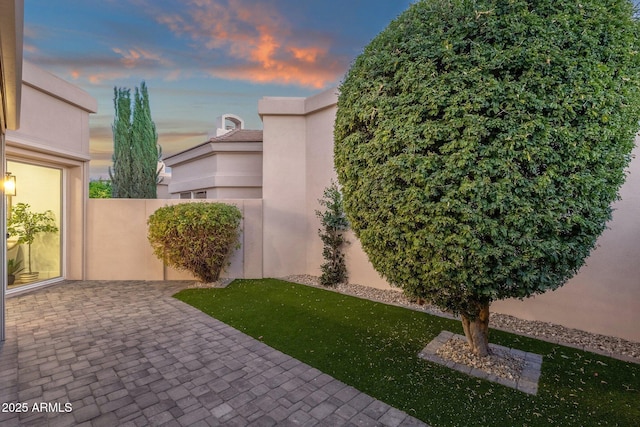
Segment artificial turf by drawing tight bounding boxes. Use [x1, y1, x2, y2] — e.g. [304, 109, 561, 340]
[174, 278, 640, 427]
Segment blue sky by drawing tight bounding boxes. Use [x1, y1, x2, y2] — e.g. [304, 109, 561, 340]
[23, 0, 414, 178]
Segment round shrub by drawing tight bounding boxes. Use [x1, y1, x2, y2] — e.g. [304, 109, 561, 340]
[334, 0, 640, 355]
[147, 202, 242, 282]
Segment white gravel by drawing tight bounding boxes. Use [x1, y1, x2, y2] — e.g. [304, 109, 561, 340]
[436, 336, 525, 381]
[280, 274, 640, 364]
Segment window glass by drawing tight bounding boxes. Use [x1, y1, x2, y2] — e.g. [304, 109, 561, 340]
[6, 161, 62, 288]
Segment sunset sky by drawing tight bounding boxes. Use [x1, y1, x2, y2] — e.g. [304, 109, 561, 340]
[23, 0, 414, 178]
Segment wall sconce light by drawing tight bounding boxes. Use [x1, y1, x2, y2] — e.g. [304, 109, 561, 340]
[5, 172, 16, 197]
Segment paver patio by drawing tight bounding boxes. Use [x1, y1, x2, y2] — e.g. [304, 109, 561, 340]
[0, 281, 427, 426]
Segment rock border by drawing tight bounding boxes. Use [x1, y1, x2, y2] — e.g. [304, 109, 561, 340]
[419, 331, 543, 395]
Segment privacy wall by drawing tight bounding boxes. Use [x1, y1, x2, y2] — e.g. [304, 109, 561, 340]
[259, 88, 640, 343]
[86, 199, 263, 281]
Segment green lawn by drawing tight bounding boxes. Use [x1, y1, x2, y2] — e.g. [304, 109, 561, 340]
[174, 279, 640, 427]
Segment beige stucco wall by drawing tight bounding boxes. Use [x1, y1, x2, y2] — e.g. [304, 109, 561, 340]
[165, 143, 263, 199]
[86, 199, 263, 281]
[491, 139, 640, 340]
[260, 90, 396, 288]
[259, 98, 308, 277]
[7, 63, 93, 157]
[5, 61, 96, 283]
[260, 87, 640, 342]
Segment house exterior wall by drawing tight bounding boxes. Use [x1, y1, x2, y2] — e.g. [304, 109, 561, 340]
[0, 0, 24, 342]
[10, 64, 91, 156]
[5, 61, 96, 284]
[85, 199, 263, 281]
[260, 87, 640, 342]
[165, 144, 263, 199]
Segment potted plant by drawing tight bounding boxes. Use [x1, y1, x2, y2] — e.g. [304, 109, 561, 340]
[7, 203, 59, 282]
[7, 259, 23, 285]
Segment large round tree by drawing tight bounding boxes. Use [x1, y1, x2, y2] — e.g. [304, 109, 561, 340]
[334, 0, 640, 356]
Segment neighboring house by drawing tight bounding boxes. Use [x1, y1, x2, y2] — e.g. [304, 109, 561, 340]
[162, 113, 263, 199]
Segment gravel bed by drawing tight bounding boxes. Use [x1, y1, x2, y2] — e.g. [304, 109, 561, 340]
[436, 336, 525, 381]
[280, 274, 640, 364]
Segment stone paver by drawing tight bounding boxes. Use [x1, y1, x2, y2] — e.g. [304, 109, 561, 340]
[418, 330, 543, 395]
[0, 281, 428, 426]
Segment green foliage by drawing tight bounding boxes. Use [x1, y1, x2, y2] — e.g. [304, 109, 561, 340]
[7, 203, 59, 273]
[177, 279, 640, 427]
[7, 259, 23, 276]
[89, 179, 112, 198]
[334, 0, 640, 317]
[109, 87, 132, 198]
[147, 202, 242, 282]
[109, 81, 162, 198]
[315, 181, 349, 286]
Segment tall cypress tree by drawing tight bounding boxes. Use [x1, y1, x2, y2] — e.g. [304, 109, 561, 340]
[132, 82, 160, 198]
[109, 82, 161, 198]
[109, 88, 132, 198]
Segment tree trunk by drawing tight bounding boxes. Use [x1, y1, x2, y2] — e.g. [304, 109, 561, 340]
[460, 302, 490, 357]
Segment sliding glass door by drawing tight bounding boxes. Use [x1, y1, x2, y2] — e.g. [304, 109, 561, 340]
[6, 161, 62, 288]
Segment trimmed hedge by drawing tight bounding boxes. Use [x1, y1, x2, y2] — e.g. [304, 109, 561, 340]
[147, 202, 242, 282]
[334, 0, 640, 316]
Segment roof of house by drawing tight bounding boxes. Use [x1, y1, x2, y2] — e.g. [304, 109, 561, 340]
[210, 128, 263, 143]
[163, 128, 263, 166]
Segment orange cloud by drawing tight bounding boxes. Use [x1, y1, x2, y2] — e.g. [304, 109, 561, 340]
[290, 46, 323, 63]
[72, 70, 130, 84]
[213, 63, 336, 89]
[155, 0, 342, 88]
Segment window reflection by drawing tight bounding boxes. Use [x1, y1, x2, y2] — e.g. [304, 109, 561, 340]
[6, 161, 62, 287]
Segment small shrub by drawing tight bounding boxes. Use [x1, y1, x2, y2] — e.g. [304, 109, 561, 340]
[89, 179, 112, 198]
[315, 181, 349, 286]
[147, 202, 242, 282]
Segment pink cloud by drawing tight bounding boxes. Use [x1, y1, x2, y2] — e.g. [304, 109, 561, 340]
[68, 47, 176, 84]
[112, 47, 172, 69]
[67, 68, 129, 84]
[155, 0, 343, 88]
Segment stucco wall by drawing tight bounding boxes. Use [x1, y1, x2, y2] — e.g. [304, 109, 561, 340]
[259, 98, 308, 277]
[491, 140, 640, 340]
[86, 199, 263, 281]
[260, 91, 402, 289]
[7, 62, 94, 158]
[165, 141, 263, 199]
[5, 61, 96, 283]
[260, 87, 640, 342]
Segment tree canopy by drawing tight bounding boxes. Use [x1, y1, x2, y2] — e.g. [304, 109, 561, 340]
[110, 82, 161, 198]
[334, 0, 640, 355]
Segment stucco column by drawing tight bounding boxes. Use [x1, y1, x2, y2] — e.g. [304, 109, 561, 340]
[259, 97, 308, 277]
